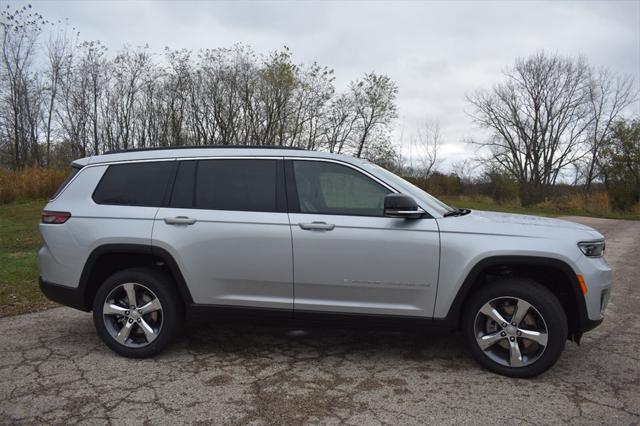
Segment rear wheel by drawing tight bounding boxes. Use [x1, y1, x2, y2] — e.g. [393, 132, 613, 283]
[93, 267, 183, 358]
[462, 278, 568, 378]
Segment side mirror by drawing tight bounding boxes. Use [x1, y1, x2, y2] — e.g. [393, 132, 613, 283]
[383, 194, 425, 219]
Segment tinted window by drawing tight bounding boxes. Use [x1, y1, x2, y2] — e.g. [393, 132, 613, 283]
[93, 161, 174, 207]
[193, 159, 277, 212]
[293, 161, 391, 216]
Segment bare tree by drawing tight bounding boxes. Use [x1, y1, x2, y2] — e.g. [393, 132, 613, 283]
[288, 62, 334, 150]
[468, 52, 593, 205]
[323, 93, 357, 154]
[57, 48, 90, 158]
[411, 120, 442, 177]
[77, 41, 107, 155]
[451, 158, 476, 182]
[582, 68, 636, 192]
[43, 22, 75, 164]
[1, 5, 45, 167]
[350, 72, 398, 158]
[0, 4, 401, 169]
[359, 126, 400, 169]
[107, 46, 153, 150]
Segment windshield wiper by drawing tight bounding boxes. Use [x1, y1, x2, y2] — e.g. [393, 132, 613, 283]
[443, 207, 471, 217]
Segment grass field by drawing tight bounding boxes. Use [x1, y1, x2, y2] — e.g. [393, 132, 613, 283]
[0, 196, 637, 317]
[0, 199, 55, 317]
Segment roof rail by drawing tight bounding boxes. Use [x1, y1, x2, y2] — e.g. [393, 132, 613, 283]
[103, 145, 307, 155]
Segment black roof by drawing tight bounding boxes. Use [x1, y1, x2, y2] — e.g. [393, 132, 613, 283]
[103, 145, 307, 155]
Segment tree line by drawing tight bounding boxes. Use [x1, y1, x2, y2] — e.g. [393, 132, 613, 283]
[1, 4, 638, 209]
[467, 52, 637, 206]
[1, 5, 399, 169]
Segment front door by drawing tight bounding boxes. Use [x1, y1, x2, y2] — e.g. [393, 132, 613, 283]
[286, 159, 440, 318]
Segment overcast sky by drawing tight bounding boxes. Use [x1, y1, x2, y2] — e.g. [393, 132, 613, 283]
[13, 0, 640, 169]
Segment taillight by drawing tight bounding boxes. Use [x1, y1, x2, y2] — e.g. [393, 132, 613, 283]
[41, 211, 71, 224]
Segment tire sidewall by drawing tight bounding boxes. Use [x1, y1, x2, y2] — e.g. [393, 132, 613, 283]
[462, 278, 568, 378]
[93, 267, 182, 358]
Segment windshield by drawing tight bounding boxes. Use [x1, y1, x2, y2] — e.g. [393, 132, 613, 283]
[363, 163, 453, 216]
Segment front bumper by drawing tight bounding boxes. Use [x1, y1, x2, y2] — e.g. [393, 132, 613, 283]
[580, 317, 604, 333]
[576, 255, 612, 322]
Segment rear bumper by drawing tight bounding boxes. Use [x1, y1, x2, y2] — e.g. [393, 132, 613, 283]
[39, 277, 89, 311]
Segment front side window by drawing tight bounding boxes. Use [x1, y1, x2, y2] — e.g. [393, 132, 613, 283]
[93, 161, 174, 207]
[292, 161, 391, 216]
[196, 159, 277, 212]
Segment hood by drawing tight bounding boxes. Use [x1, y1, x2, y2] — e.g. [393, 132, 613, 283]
[437, 210, 604, 241]
[471, 210, 594, 231]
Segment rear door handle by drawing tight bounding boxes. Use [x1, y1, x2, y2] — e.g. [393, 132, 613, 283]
[298, 221, 335, 231]
[164, 216, 197, 225]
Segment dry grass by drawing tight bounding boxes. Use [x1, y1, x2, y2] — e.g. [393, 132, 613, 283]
[441, 191, 639, 220]
[0, 168, 68, 204]
[537, 192, 611, 216]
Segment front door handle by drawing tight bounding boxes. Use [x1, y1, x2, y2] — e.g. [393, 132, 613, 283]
[164, 216, 197, 225]
[298, 221, 335, 231]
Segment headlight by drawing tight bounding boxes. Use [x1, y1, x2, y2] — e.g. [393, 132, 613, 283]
[578, 240, 605, 257]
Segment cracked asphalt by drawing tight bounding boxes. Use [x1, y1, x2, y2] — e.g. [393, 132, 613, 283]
[1, 217, 639, 425]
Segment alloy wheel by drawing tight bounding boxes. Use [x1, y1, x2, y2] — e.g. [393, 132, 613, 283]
[473, 296, 549, 368]
[102, 282, 163, 348]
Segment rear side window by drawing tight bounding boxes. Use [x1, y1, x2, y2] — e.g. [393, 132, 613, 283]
[169, 159, 278, 212]
[197, 159, 277, 212]
[51, 164, 82, 199]
[93, 161, 175, 207]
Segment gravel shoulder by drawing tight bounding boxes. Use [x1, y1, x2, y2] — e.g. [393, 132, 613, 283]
[0, 217, 638, 425]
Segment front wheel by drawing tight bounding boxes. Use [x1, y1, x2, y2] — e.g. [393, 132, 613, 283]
[93, 267, 183, 358]
[462, 278, 568, 378]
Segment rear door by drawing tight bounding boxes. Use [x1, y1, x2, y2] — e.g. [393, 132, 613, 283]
[286, 159, 440, 318]
[152, 158, 293, 311]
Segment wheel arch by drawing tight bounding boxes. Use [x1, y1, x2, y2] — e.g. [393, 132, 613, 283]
[78, 244, 194, 311]
[443, 255, 589, 340]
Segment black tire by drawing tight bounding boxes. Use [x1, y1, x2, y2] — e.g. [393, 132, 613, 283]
[462, 278, 568, 378]
[93, 267, 183, 358]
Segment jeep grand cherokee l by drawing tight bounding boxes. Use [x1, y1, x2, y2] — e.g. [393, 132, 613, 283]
[38, 147, 611, 377]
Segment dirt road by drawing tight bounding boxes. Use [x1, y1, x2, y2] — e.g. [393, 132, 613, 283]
[0, 217, 638, 424]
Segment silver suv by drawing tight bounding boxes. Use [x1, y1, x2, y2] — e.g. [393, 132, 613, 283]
[38, 147, 611, 377]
